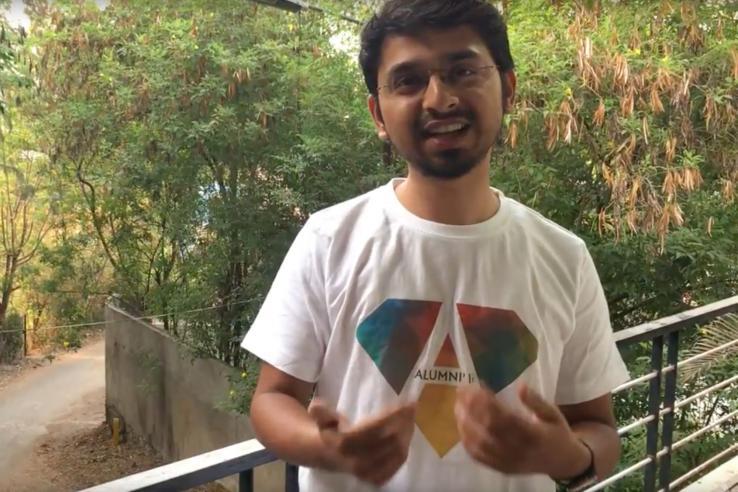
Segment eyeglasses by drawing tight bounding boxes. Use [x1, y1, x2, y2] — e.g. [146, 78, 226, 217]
[378, 62, 499, 97]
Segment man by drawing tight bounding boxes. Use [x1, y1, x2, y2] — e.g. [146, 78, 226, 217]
[242, 1, 630, 491]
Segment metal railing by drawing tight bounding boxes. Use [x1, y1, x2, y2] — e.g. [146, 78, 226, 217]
[587, 295, 738, 492]
[82, 440, 298, 492]
[84, 295, 738, 492]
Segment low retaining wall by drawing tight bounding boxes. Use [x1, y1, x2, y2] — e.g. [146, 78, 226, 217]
[105, 305, 283, 491]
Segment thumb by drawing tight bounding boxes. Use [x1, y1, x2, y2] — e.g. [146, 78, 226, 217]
[308, 399, 342, 430]
[519, 384, 562, 423]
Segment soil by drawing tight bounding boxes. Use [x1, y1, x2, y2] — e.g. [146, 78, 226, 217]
[0, 356, 47, 392]
[0, 332, 226, 492]
[3, 419, 225, 492]
[35, 422, 167, 491]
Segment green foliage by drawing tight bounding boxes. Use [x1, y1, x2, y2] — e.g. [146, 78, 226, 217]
[0, 15, 33, 136]
[495, 0, 738, 327]
[218, 357, 260, 414]
[27, 0, 390, 367]
[0, 310, 23, 362]
[681, 314, 738, 382]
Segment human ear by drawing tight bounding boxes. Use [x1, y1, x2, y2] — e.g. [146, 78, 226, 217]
[500, 70, 517, 114]
[367, 95, 389, 141]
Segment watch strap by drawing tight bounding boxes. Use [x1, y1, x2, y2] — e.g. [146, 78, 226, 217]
[555, 439, 598, 492]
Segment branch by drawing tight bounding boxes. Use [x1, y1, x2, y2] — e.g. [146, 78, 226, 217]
[703, 394, 721, 427]
[17, 208, 52, 266]
[19, 200, 33, 248]
[76, 166, 120, 271]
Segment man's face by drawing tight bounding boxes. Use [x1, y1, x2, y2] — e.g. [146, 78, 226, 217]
[369, 26, 515, 180]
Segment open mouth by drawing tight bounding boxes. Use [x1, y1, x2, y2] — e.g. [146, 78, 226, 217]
[422, 123, 470, 139]
[421, 123, 472, 151]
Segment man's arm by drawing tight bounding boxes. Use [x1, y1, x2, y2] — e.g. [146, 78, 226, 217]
[250, 361, 416, 486]
[559, 393, 620, 480]
[249, 362, 326, 468]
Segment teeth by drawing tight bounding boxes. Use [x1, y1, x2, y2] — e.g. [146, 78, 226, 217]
[428, 123, 466, 135]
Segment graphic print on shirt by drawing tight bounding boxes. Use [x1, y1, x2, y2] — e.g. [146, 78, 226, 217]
[357, 299, 538, 458]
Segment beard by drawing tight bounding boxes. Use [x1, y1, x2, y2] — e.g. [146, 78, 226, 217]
[403, 109, 497, 180]
[413, 147, 486, 180]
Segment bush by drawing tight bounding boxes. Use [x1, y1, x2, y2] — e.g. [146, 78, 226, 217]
[0, 312, 25, 363]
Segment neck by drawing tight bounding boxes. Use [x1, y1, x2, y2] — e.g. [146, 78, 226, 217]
[395, 161, 499, 226]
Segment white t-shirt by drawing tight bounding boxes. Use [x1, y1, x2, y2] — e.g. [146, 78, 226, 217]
[242, 178, 629, 492]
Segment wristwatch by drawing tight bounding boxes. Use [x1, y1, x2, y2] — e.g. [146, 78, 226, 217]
[555, 440, 598, 492]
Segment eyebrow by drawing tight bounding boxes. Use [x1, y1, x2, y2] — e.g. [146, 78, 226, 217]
[444, 49, 482, 63]
[385, 49, 483, 78]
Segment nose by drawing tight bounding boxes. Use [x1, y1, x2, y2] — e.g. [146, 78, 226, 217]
[422, 74, 459, 113]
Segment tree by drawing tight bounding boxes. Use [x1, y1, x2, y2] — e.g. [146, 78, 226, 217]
[28, 0, 388, 365]
[0, 149, 53, 328]
[0, 11, 46, 361]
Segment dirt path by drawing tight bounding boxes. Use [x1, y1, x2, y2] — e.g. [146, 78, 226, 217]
[0, 339, 105, 490]
[0, 338, 224, 492]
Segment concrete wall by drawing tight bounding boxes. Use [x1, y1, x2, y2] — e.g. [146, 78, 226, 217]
[105, 305, 283, 491]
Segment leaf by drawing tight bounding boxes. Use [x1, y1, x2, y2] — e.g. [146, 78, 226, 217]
[680, 314, 738, 382]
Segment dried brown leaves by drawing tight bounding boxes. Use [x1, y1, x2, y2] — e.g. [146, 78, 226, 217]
[512, 4, 736, 245]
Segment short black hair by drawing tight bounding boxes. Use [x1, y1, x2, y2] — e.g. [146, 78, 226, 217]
[359, 0, 515, 96]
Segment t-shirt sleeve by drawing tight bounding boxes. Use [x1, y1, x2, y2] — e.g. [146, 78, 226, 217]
[555, 244, 630, 405]
[241, 218, 329, 383]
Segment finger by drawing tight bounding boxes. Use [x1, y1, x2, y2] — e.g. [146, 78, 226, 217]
[370, 449, 407, 486]
[340, 418, 414, 456]
[308, 399, 341, 430]
[458, 421, 504, 468]
[341, 403, 416, 449]
[456, 394, 500, 460]
[519, 384, 563, 423]
[456, 385, 509, 432]
[457, 417, 524, 475]
[457, 400, 528, 473]
[355, 445, 408, 486]
[456, 386, 537, 450]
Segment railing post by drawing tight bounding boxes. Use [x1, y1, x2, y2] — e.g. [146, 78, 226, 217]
[239, 468, 254, 492]
[659, 331, 679, 491]
[285, 463, 299, 492]
[644, 335, 664, 492]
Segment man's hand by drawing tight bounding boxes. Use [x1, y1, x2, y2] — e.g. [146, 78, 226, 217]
[454, 384, 591, 480]
[308, 400, 416, 486]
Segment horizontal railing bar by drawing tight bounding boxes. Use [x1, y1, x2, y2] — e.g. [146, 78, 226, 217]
[620, 374, 738, 431]
[673, 374, 738, 411]
[584, 456, 653, 491]
[613, 370, 659, 394]
[615, 295, 738, 346]
[81, 439, 277, 492]
[614, 341, 736, 397]
[680, 337, 738, 367]
[672, 409, 738, 452]
[670, 442, 738, 490]
[618, 414, 656, 437]
[621, 337, 738, 390]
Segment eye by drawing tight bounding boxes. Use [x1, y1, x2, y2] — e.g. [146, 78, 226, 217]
[392, 73, 425, 92]
[449, 64, 477, 80]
